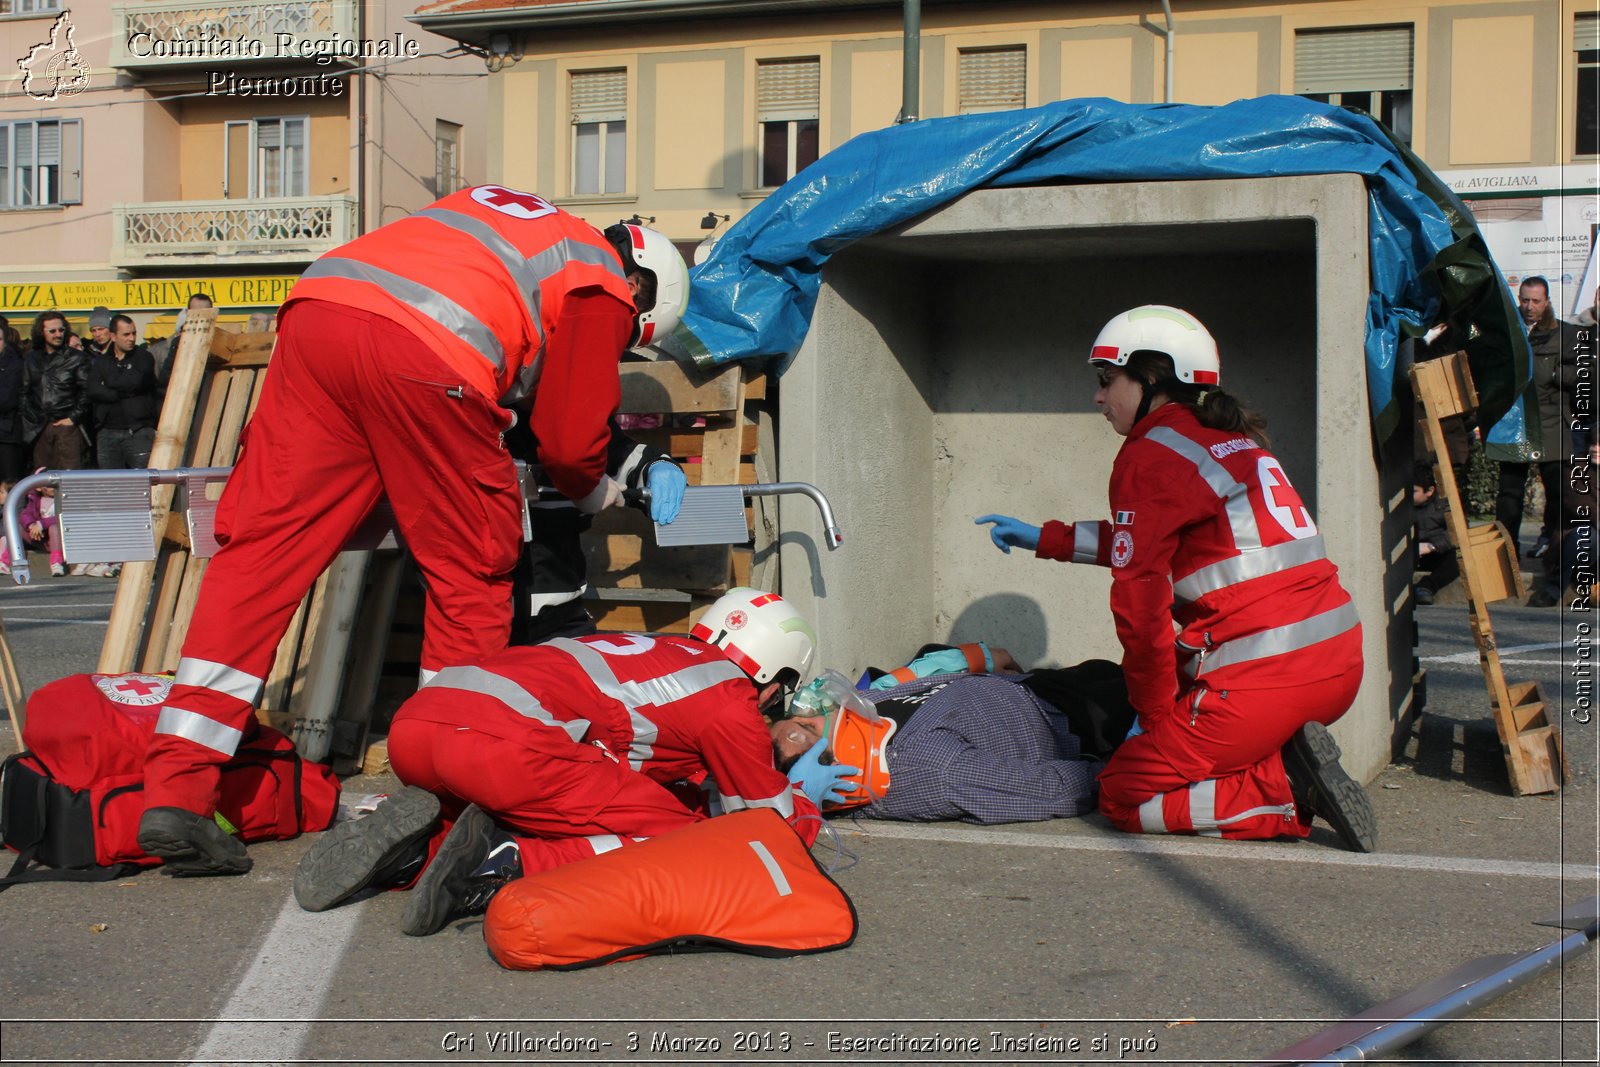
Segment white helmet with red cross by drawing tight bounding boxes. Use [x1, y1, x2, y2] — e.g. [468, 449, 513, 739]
[691, 587, 817, 686]
[605, 223, 690, 348]
[1089, 305, 1220, 385]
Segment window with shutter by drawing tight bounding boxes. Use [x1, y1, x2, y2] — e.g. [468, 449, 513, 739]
[1578, 14, 1599, 156]
[572, 69, 627, 195]
[1295, 26, 1414, 145]
[0, 119, 75, 208]
[959, 46, 1026, 114]
[757, 58, 820, 188]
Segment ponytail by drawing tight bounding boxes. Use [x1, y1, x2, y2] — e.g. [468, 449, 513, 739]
[1123, 351, 1270, 447]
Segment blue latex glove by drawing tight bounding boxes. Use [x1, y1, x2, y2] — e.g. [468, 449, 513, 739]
[975, 514, 1041, 554]
[646, 461, 686, 524]
[786, 737, 860, 808]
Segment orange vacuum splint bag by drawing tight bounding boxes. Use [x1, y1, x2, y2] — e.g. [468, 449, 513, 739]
[484, 809, 857, 970]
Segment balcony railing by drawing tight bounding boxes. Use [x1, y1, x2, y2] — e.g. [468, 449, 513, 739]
[111, 0, 356, 71]
[111, 196, 357, 268]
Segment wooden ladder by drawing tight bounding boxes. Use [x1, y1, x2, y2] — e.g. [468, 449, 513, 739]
[1410, 353, 1567, 795]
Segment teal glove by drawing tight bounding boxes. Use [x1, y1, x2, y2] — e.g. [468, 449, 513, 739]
[786, 737, 860, 808]
[646, 461, 686, 524]
[975, 514, 1041, 554]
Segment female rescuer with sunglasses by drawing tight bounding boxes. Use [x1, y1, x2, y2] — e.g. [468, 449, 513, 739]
[976, 305, 1376, 852]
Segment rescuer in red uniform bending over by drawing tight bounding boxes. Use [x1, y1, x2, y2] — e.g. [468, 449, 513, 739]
[977, 305, 1376, 852]
[136, 186, 689, 875]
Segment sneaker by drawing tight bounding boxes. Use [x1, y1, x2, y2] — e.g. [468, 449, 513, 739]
[0, 561, 9, 577]
[400, 804, 521, 936]
[69, 563, 89, 576]
[294, 786, 440, 912]
[137, 806, 253, 876]
[1413, 586, 1434, 606]
[1282, 722, 1377, 853]
[86, 562, 118, 577]
[49, 562, 65, 577]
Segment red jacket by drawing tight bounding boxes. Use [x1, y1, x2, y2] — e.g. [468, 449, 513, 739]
[1037, 403, 1360, 723]
[392, 634, 820, 843]
[285, 185, 636, 505]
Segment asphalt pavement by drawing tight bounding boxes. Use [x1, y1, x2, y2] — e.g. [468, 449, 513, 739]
[0, 554, 1596, 1067]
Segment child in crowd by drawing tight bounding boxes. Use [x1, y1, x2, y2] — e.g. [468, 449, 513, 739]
[0, 471, 64, 577]
[1412, 461, 1459, 606]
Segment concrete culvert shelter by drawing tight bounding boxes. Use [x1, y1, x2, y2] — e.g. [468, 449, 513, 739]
[776, 174, 1413, 784]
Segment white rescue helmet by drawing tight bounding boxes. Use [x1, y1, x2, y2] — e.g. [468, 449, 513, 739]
[606, 223, 691, 348]
[691, 587, 817, 686]
[1089, 305, 1220, 385]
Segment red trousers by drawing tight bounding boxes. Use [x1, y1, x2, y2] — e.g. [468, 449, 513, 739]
[1097, 629, 1363, 841]
[146, 301, 525, 814]
[389, 716, 705, 876]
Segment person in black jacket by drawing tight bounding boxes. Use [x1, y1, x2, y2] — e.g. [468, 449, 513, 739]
[1412, 461, 1460, 606]
[20, 311, 89, 470]
[87, 315, 161, 470]
[0, 315, 25, 487]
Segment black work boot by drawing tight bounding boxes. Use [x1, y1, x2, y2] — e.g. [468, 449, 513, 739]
[400, 804, 521, 937]
[1282, 722, 1378, 853]
[294, 786, 440, 912]
[137, 807, 253, 876]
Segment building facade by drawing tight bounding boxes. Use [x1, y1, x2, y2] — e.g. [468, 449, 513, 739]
[412, 0, 1598, 311]
[0, 0, 487, 336]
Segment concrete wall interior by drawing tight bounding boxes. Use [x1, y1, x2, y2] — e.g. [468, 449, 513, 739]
[780, 176, 1401, 781]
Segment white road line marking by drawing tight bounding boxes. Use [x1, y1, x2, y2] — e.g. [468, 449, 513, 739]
[0, 616, 108, 625]
[188, 894, 360, 1065]
[841, 820, 1598, 881]
[0, 600, 116, 609]
[1422, 641, 1590, 666]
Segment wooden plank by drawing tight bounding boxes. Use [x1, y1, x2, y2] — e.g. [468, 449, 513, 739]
[618, 361, 742, 415]
[287, 569, 333, 710]
[210, 330, 276, 368]
[1411, 353, 1566, 796]
[361, 737, 390, 776]
[588, 599, 700, 634]
[98, 310, 218, 674]
[137, 544, 188, 672]
[0, 617, 25, 750]
[207, 368, 256, 466]
[684, 460, 757, 487]
[260, 591, 312, 714]
[160, 553, 210, 673]
[626, 421, 758, 460]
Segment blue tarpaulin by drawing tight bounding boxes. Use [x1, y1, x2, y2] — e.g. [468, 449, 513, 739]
[661, 95, 1530, 445]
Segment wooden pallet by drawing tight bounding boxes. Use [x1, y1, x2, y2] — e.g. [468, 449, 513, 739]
[1411, 353, 1568, 795]
[92, 312, 405, 773]
[584, 360, 773, 634]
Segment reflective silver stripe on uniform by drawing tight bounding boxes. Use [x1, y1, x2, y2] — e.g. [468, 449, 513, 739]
[1145, 426, 1262, 550]
[414, 208, 544, 345]
[155, 705, 244, 756]
[1194, 601, 1361, 676]
[1072, 522, 1101, 564]
[174, 657, 263, 704]
[551, 638, 747, 770]
[749, 840, 794, 897]
[1138, 794, 1168, 833]
[301, 257, 506, 372]
[528, 237, 630, 291]
[717, 784, 798, 820]
[424, 665, 590, 743]
[1172, 534, 1330, 604]
[586, 834, 624, 855]
[1188, 780, 1221, 837]
[1215, 803, 1297, 826]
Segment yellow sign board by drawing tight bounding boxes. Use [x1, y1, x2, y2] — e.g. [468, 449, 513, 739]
[0, 275, 298, 315]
